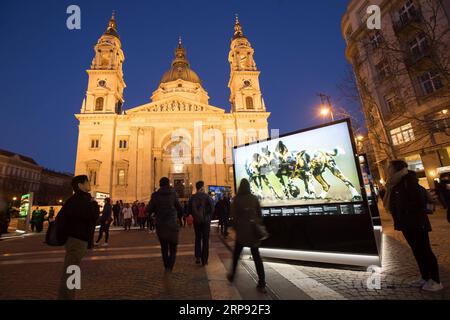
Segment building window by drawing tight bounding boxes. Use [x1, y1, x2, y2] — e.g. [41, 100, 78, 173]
[118, 139, 128, 150]
[375, 60, 390, 81]
[384, 95, 397, 114]
[409, 33, 428, 58]
[369, 31, 383, 49]
[399, 0, 417, 23]
[390, 123, 415, 145]
[246, 96, 254, 109]
[88, 170, 97, 186]
[405, 154, 425, 172]
[118, 169, 126, 186]
[95, 97, 104, 111]
[90, 139, 100, 149]
[419, 71, 443, 95]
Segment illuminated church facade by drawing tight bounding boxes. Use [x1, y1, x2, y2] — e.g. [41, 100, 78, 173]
[74, 14, 270, 201]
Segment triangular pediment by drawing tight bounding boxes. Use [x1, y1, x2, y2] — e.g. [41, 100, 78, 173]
[127, 97, 225, 114]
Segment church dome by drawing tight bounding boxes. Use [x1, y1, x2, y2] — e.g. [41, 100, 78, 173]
[160, 39, 202, 85]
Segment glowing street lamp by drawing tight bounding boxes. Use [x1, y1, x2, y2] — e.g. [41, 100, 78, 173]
[12, 196, 17, 201]
[319, 105, 334, 122]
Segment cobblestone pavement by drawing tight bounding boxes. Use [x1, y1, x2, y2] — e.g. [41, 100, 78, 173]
[0, 204, 449, 300]
[228, 206, 450, 300]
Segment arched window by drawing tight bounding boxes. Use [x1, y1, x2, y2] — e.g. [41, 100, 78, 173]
[246, 96, 254, 109]
[95, 97, 104, 111]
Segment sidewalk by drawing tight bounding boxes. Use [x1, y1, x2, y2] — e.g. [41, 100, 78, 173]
[0, 226, 244, 300]
[0, 207, 448, 300]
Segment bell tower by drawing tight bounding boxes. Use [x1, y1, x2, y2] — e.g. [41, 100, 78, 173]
[81, 12, 126, 114]
[228, 15, 266, 113]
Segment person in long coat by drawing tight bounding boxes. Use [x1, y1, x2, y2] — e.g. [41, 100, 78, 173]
[147, 177, 183, 272]
[227, 178, 267, 293]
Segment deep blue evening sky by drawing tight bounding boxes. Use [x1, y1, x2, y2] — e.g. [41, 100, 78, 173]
[0, 0, 355, 173]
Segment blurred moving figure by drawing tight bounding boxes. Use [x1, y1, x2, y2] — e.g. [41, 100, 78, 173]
[227, 178, 267, 293]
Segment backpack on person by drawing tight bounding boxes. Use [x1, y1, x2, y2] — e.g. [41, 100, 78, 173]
[191, 197, 209, 224]
[45, 206, 68, 246]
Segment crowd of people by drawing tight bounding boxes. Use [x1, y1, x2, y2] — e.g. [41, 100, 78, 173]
[54, 175, 266, 299]
[49, 157, 450, 299]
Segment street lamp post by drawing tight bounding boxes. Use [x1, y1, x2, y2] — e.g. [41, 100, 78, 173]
[318, 93, 334, 123]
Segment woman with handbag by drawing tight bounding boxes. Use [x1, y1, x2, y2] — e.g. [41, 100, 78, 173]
[227, 178, 268, 293]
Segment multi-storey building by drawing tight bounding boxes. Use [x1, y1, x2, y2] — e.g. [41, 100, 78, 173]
[0, 149, 73, 205]
[342, 0, 450, 188]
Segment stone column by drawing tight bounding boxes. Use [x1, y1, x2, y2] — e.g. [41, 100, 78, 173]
[152, 148, 162, 192]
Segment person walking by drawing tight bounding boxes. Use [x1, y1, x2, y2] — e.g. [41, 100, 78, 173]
[149, 213, 156, 233]
[30, 207, 40, 232]
[182, 202, 188, 227]
[112, 201, 121, 227]
[138, 202, 147, 230]
[227, 178, 267, 293]
[147, 177, 183, 273]
[96, 198, 112, 246]
[132, 201, 139, 227]
[437, 173, 450, 223]
[58, 175, 99, 300]
[188, 181, 214, 266]
[177, 204, 184, 228]
[383, 160, 443, 292]
[216, 195, 230, 237]
[31, 208, 45, 233]
[122, 204, 133, 230]
[119, 200, 124, 226]
[48, 207, 55, 222]
[0, 204, 7, 236]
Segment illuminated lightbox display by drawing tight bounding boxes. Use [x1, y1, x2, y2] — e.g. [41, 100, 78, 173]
[233, 120, 381, 267]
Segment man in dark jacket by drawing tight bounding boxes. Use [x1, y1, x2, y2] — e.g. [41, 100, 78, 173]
[147, 177, 183, 273]
[385, 160, 443, 292]
[96, 198, 112, 246]
[188, 181, 214, 266]
[58, 175, 99, 300]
